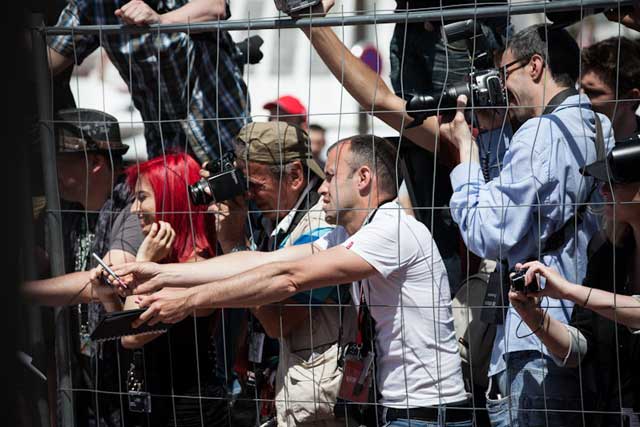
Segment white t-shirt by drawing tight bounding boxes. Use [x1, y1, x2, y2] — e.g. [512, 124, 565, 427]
[315, 202, 467, 408]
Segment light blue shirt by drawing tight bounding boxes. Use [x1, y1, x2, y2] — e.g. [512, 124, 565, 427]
[449, 94, 615, 376]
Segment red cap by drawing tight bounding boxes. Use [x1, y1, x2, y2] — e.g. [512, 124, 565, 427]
[263, 95, 307, 117]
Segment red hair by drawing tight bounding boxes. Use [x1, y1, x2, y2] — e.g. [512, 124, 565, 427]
[126, 153, 216, 263]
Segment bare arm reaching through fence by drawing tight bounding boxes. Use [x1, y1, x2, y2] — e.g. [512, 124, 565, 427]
[22, 249, 134, 306]
[133, 246, 374, 326]
[96, 242, 318, 294]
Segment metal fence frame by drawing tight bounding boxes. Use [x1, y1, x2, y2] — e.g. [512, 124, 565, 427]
[30, 1, 636, 425]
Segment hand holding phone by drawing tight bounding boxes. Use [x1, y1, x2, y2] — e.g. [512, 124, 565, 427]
[92, 253, 128, 288]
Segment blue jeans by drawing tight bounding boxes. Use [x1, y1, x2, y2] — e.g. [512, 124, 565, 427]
[383, 406, 474, 427]
[486, 350, 582, 427]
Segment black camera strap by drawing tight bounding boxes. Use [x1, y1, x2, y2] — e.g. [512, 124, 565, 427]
[541, 89, 606, 255]
[481, 88, 603, 325]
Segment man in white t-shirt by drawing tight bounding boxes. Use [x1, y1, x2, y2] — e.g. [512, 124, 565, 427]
[99, 135, 470, 426]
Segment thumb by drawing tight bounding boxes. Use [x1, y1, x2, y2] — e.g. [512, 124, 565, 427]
[456, 94, 468, 116]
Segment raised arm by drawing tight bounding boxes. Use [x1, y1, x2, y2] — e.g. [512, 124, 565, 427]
[134, 246, 374, 326]
[300, 3, 448, 160]
[115, 0, 227, 27]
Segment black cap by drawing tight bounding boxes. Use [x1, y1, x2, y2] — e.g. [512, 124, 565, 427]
[581, 139, 640, 184]
[56, 108, 129, 155]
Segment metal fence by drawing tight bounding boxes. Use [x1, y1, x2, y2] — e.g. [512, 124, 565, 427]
[27, 1, 639, 426]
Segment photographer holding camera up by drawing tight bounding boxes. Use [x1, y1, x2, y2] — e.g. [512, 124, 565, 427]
[509, 140, 640, 427]
[200, 121, 357, 427]
[439, 25, 616, 425]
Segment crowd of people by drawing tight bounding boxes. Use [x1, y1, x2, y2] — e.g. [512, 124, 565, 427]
[21, 1, 640, 427]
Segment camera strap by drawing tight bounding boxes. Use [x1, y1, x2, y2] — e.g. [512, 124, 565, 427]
[541, 90, 606, 255]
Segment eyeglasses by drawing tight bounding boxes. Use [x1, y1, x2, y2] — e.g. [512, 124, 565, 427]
[499, 57, 530, 83]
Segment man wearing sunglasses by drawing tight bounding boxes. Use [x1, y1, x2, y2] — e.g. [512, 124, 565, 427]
[440, 25, 616, 426]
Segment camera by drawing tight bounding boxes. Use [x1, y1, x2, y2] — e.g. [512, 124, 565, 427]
[188, 152, 246, 206]
[274, 0, 320, 13]
[405, 19, 507, 127]
[509, 267, 539, 294]
[406, 69, 505, 124]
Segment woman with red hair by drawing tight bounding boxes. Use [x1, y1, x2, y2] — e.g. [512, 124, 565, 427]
[117, 153, 225, 427]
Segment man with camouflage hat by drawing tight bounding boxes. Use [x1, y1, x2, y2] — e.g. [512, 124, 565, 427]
[209, 121, 356, 427]
[24, 108, 143, 426]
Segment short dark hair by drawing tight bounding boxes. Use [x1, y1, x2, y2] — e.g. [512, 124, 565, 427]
[507, 25, 579, 88]
[582, 37, 640, 97]
[328, 135, 399, 197]
[308, 124, 326, 133]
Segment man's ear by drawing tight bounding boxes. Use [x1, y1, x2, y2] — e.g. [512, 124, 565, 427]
[529, 53, 545, 83]
[288, 160, 305, 192]
[356, 165, 373, 193]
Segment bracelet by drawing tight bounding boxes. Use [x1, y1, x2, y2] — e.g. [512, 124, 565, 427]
[583, 287, 594, 307]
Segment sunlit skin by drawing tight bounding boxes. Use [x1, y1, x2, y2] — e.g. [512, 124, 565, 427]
[500, 49, 539, 124]
[130, 175, 156, 235]
[236, 159, 302, 222]
[317, 142, 363, 233]
[580, 70, 640, 140]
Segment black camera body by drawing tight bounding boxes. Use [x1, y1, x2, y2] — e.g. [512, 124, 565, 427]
[274, 0, 320, 13]
[406, 69, 505, 122]
[509, 267, 539, 294]
[405, 19, 507, 127]
[188, 153, 246, 206]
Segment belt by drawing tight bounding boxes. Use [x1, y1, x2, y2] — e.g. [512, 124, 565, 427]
[385, 400, 472, 423]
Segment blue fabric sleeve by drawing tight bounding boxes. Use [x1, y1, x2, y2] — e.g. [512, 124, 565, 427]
[285, 227, 341, 304]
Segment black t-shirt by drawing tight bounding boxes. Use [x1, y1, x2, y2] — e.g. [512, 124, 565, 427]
[571, 233, 640, 426]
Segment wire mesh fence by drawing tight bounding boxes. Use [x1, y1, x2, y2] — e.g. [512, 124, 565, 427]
[22, 1, 640, 427]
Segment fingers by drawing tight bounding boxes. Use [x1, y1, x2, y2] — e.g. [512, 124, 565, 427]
[132, 302, 158, 328]
[164, 228, 176, 248]
[148, 222, 159, 238]
[155, 221, 168, 241]
[133, 277, 160, 295]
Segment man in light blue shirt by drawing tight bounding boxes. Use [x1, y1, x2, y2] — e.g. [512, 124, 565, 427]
[440, 25, 614, 426]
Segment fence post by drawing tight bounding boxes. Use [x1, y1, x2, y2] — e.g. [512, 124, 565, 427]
[30, 13, 75, 427]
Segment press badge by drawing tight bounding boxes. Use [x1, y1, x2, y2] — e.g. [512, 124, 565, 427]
[248, 331, 265, 363]
[338, 349, 374, 403]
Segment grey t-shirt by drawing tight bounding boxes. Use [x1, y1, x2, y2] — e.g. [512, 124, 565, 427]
[108, 204, 144, 256]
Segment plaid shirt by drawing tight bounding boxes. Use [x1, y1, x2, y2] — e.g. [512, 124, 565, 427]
[49, 0, 250, 163]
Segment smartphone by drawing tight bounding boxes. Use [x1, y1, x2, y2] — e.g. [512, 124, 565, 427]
[92, 253, 127, 288]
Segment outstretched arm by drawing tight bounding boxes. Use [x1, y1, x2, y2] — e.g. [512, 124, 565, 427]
[135, 246, 373, 326]
[106, 242, 318, 294]
[521, 261, 640, 330]
[23, 249, 133, 307]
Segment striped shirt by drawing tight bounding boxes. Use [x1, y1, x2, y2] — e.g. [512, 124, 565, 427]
[49, 0, 250, 162]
